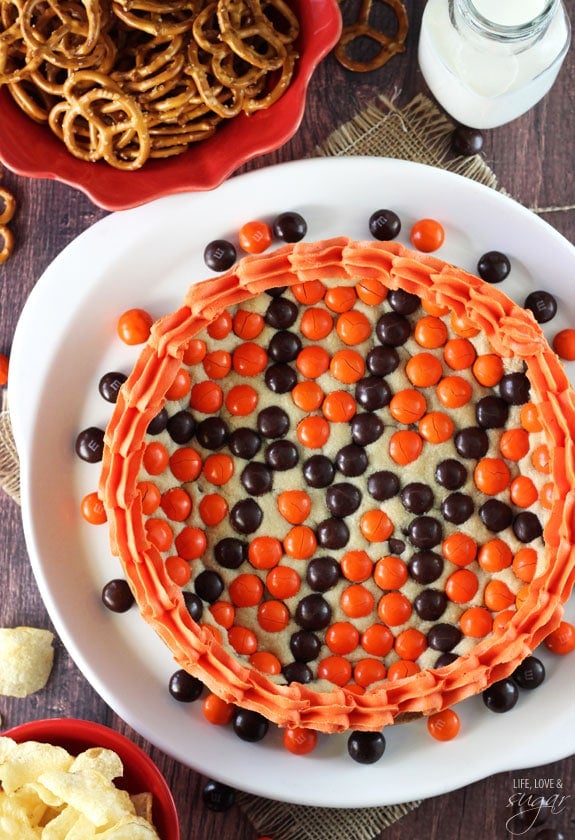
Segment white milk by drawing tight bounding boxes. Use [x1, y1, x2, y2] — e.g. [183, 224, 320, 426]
[418, 0, 571, 128]
[472, 0, 547, 27]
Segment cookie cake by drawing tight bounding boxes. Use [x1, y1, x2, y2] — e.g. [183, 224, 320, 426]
[98, 231, 575, 734]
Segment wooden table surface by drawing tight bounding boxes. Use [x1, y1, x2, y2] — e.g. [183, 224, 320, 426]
[1, 3, 574, 838]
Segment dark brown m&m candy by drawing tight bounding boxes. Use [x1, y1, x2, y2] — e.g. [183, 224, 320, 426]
[347, 730, 386, 764]
[482, 678, 519, 712]
[98, 371, 127, 403]
[524, 290, 557, 324]
[168, 669, 204, 702]
[477, 250, 511, 284]
[369, 209, 401, 241]
[75, 426, 105, 463]
[451, 125, 484, 156]
[512, 655, 545, 690]
[204, 239, 236, 272]
[101, 578, 134, 612]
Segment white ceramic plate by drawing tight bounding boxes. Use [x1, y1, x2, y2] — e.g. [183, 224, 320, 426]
[9, 158, 575, 808]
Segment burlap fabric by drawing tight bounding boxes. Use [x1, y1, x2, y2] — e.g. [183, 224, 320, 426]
[0, 94, 503, 839]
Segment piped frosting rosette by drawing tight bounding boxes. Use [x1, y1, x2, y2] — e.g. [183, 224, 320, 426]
[99, 238, 575, 733]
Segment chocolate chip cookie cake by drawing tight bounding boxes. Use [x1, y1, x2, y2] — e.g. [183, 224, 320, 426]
[98, 235, 575, 733]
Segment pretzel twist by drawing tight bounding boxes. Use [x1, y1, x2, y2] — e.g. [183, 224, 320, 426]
[0, 187, 16, 225]
[335, 0, 408, 73]
[0, 224, 15, 264]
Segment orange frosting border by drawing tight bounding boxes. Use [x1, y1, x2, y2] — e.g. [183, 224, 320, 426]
[100, 238, 575, 732]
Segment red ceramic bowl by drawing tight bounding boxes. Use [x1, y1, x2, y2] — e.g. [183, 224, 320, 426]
[3, 718, 180, 840]
[0, 0, 341, 211]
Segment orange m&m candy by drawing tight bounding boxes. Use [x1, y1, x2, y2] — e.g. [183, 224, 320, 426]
[297, 416, 330, 448]
[283, 525, 317, 559]
[317, 655, 352, 687]
[405, 352, 443, 387]
[443, 338, 476, 370]
[341, 584, 375, 618]
[410, 218, 445, 252]
[394, 628, 427, 660]
[291, 380, 324, 412]
[361, 623, 394, 657]
[474, 457, 511, 495]
[355, 277, 387, 305]
[377, 591, 412, 626]
[225, 384, 258, 416]
[330, 349, 365, 383]
[233, 309, 264, 339]
[553, 328, 575, 361]
[354, 658, 387, 688]
[232, 342, 268, 376]
[296, 345, 330, 379]
[322, 390, 357, 422]
[300, 307, 333, 340]
[388, 430, 423, 465]
[165, 368, 191, 400]
[283, 727, 318, 756]
[418, 411, 454, 444]
[80, 491, 107, 525]
[160, 487, 192, 522]
[545, 621, 575, 654]
[203, 349, 232, 379]
[445, 568, 478, 604]
[202, 693, 234, 726]
[248, 536, 283, 569]
[257, 600, 290, 633]
[266, 565, 301, 600]
[325, 621, 360, 655]
[238, 219, 272, 254]
[145, 518, 173, 551]
[389, 389, 427, 424]
[228, 625, 259, 655]
[165, 555, 191, 586]
[374, 555, 408, 590]
[441, 532, 477, 567]
[336, 310, 372, 345]
[277, 489, 312, 524]
[340, 550, 373, 582]
[473, 353, 504, 387]
[324, 285, 356, 312]
[427, 709, 461, 741]
[359, 509, 394, 542]
[460, 606, 493, 637]
[117, 308, 153, 345]
[436, 375, 472, 408]
[414, 315, 448, 348]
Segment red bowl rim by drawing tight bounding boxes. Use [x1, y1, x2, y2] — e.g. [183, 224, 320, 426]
[3, 718, 180, 840]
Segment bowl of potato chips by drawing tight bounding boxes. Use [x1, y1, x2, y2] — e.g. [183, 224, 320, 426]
[0, 0, 342, 211]
[0, 718, 180, 839]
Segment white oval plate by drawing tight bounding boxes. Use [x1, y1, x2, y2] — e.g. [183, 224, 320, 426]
[9, 158, 575, 807]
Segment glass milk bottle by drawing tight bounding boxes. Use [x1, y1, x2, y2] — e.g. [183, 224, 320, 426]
[418, 0, 571, 128]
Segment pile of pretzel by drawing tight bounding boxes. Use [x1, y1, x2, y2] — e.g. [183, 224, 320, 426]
[0, 0, 300, 170]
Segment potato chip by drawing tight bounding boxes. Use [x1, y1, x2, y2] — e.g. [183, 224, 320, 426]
[0, 627, 55, 697]
[40, 806, 97, 840]
[70, 747, 124, 782]
[0, 792, 40, 839]
[0, 739, 73, 793]
[130, 792, 154, 823]
[0, 738, 161, 838]
[11, 785, 49, 826]
[97, 815, 161, 839]
[38, 768, 136, 828]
